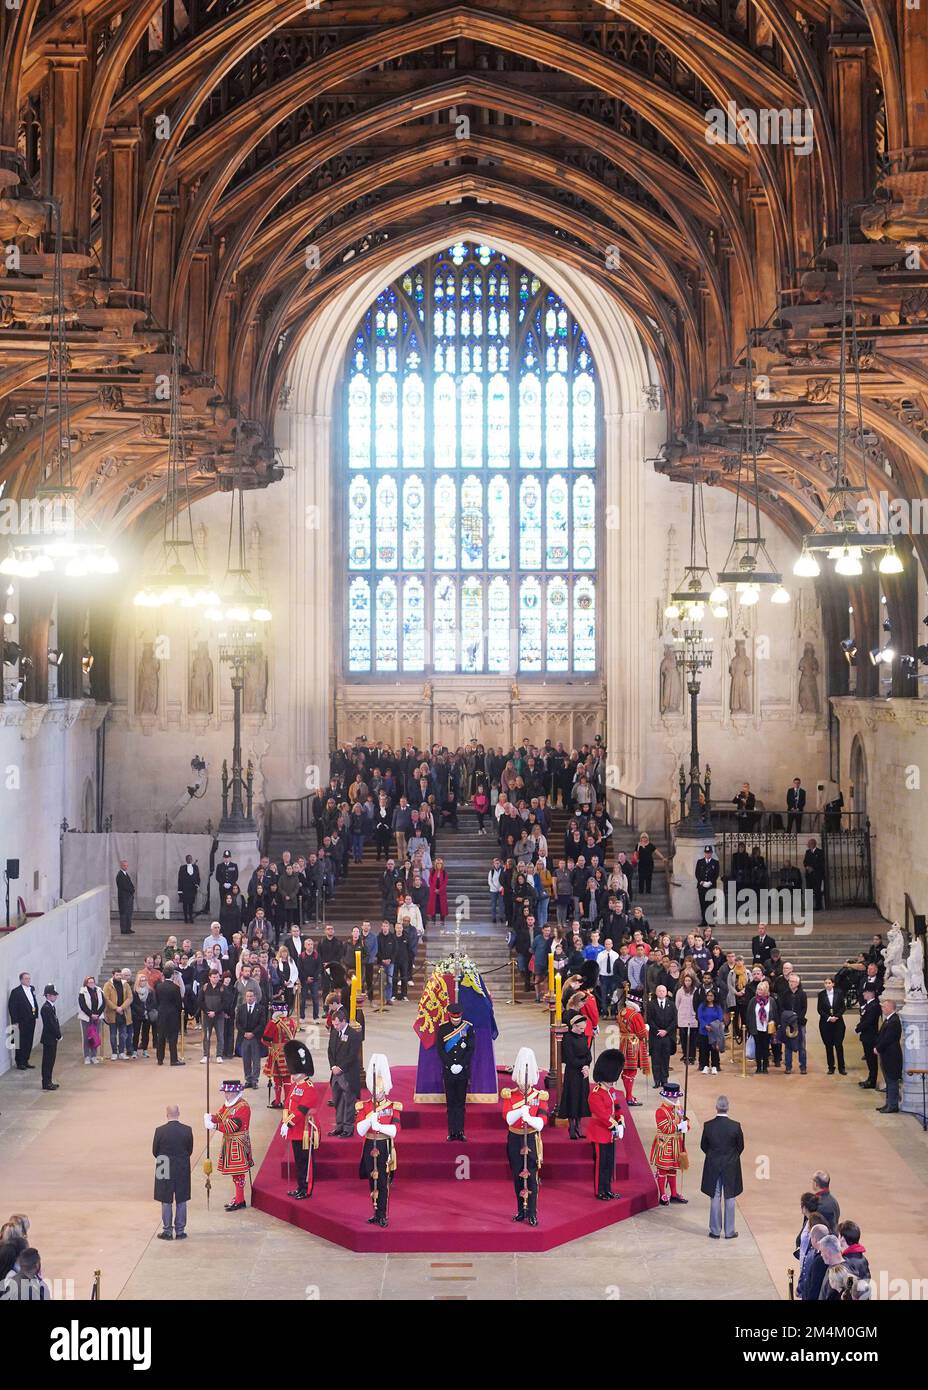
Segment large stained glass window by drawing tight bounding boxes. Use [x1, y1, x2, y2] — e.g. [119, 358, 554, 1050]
[343, 242, 599, 674]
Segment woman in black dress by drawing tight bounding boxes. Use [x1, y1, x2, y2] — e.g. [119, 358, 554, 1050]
[558, 1011, 593, 1139]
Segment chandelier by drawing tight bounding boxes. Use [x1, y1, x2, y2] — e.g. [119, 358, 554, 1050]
[133, 338, 217, 609]
[717, 335, 789, 607]
[0, 201, 118, 580]
[665, 450, 728, 622]
[793, 209, 901, 579]
[205, 473, 271, 629]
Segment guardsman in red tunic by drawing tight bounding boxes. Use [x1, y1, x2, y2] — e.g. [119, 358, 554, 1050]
[262, 999, 298, 1107]
[649, 1081, 690, 1206]
[356, 1053, 402, 1227]
[617, 998, 648, 1106]
[205, 1078, 254, 1211]
[280, 1039, 319, 1199]
[500, 1047, 548, 1226]
[587, 1048, 626, 1200]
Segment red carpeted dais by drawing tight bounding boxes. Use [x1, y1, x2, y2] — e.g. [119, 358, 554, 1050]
[250, 1067, 660, 1251]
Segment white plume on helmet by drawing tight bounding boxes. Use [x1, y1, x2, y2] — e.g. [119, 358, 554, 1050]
[366, 1053, 392, 1096]
[512, 1047, 539, 1090]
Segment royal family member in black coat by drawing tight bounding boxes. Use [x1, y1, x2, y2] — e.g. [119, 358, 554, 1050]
[700, 1096, 744, 1239]
[558, 1012, 592, 1139]
[152, 1106, 194, 1239]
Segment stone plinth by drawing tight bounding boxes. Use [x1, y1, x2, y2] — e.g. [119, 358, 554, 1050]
[902, 993, 928, 1123]
[670, 830, 718, 923]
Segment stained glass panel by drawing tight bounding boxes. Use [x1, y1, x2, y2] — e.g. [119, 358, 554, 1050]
[434, 373, 456, 468]
[433, 475, 456, 569]
[573, 372, 596, 468]
[573, 476, 595, 570]
[487, 576, 510, 671]
[487, 474, 510, 568]
[487, 373, 509, 467]
[574, 577, 596, 671]
[519, 476, 542, 568]
[433, 576, 457, 671]
[348, 577, 370, 671]
[402, 475, 425, 569]
[546, 474, 569, 569]
[519, 576, 542, 671]
[374, 373, 398, 468]
[348, 476, 371, 570]
[461, 474, 483, 569]
[546, 577, 569, 671]
[460, 374, 482, 469]
[402, 373, 425, 468]
[375, 577, 398, 670]
[348, 374, 370, 468]
[519, 373, 541, 468]
[375, 476, 397, 569]
[402, 577, 425, 670]
[546, 373, 568, 470]
[461, 577, 483, 673]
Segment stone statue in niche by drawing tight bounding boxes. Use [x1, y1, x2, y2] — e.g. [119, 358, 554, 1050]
[659, 643, 682, 714]
[728, 638, 753, 715]
[136, 642, 159, 715]
[797, 642, 821, 715]
[189, 641, 214, 715]
[460, 693, 481, 744]
[243, 648, 267, 714]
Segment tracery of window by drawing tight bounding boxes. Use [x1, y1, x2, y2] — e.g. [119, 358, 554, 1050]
[343, 241, 599, 674]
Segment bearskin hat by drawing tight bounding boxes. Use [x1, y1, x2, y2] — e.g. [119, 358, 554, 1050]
[580, 960, 600, 988]
[284, 1039, 314, 1076]
[592, 1048, 624, 1084]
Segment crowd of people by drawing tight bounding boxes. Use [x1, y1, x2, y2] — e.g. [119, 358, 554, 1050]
[793, 1172, 873, 1300]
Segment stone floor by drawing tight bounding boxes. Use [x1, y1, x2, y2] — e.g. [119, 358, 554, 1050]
[1, 998, 925, 1301]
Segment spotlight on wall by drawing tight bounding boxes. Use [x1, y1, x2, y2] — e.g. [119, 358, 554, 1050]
[840, 637, 858, 664]
[2, 610, 15, 626]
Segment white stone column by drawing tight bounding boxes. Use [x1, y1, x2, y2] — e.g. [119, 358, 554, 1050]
[605, 408, 646, 794]
[288, 407, 333, 790]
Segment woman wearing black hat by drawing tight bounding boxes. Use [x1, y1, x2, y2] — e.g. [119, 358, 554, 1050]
[558, 1011, 592, 1139]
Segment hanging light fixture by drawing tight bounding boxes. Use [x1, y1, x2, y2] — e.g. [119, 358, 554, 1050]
[133, 338, 217, 609]
[793, 206, 900, 578]
[717, 333, 788, 605]
[205, 466, 272, 628]
[0, 201, 118, 580]
[665, 437, 728, 622]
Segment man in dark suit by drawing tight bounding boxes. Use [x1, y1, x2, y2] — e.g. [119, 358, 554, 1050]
[177, 856, 200, 925]
[700, 1095, 744, 1238]
[40, 985, 61, 1091]
[154, 968, 185, 1067]
[750, 926, 777, 967]
[803, 837, 825, 911]
[855, 986, 881, 1089]
[116, 860, 136, 935]
[816, 976, 847, 1074]
[733, 782, 757, 833]
[874, 998, 903, 1113]
[327, 1004, 363, 1136]
[7, 971, 39, 1070]
[694, 846, 720, 927]
[786, 778, 806, 833]
[646, 985, 677, 1087]
[152, 1104, 194, 1240]
[236, 986, 266, 1087]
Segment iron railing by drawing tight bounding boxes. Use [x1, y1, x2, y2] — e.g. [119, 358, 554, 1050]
[713, 826, 873, 908]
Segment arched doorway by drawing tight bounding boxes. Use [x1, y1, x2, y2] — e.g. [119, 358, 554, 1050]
[849, 735, 868, 820]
